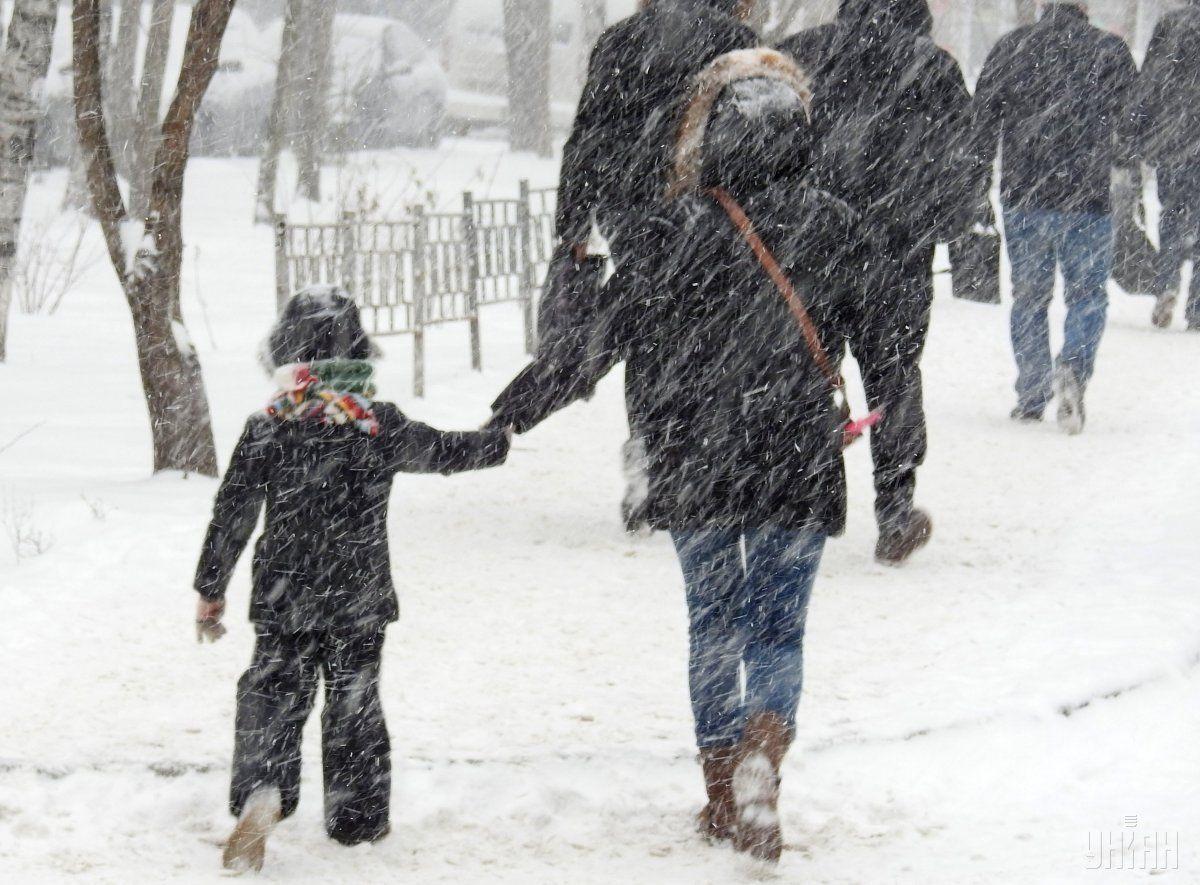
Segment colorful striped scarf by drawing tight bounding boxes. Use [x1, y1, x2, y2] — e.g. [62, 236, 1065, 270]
[266, 359, 380, 436]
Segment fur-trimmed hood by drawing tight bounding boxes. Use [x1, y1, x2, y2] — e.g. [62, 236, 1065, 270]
[668, 48, 812, 199]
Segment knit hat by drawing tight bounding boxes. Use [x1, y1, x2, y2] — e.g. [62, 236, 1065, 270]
[266, 285, 374, 369]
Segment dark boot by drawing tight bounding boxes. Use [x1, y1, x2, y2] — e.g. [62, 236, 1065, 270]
[874, 508, 933, 566]
[697, 745, 738, 841]
[731, 712, 793, 863]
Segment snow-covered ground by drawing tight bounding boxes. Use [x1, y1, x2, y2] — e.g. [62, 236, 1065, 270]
[1, 141, 1198, 883]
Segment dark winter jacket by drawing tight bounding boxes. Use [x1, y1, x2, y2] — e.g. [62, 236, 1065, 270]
[555, 0, 757, 245]
[972, 3, 1139, 216]
[195, 406, 508, 631]
[777, 0, 981, 253]
[1132, 2, 1200, 197]
[493, 181, 863, 534]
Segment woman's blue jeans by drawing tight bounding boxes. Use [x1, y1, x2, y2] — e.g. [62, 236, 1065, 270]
[671, 525, 826, 749]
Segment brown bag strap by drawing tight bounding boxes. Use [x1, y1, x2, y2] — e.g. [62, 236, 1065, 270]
[708, 187, 842, 390]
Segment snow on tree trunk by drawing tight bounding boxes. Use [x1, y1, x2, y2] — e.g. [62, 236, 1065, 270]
[73, 0, 232, 477]
[61, 136, 91, 211]
[295, 0, 335, 203]
[255, 0, 304, 223]
[502, 0, 552, 157]
[106, 0, 140, 173]
[0, 0, 60, 363]
[129, 0, 174, 219]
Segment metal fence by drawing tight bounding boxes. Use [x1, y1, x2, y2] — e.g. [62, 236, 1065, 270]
[274, 180, 560, 396]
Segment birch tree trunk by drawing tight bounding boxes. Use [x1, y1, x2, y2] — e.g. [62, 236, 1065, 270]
[294, 0, 335, 203]
[0, 0, 60, 363]
[74, 0, 233, 477]
[502, 0, 551, 157]
[129, 0, 174, 219]
[107, 0, 140, 173]
[255, 0, 304, 223]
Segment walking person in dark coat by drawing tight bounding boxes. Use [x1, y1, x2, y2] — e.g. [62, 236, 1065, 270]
[193, 286, 509, 872]
[1135, 0, 1200, 331]
[778, 0, 983, 565]
[492, 49, 866, 863]
[554, 0, 758, 531]
[556, 0, 757, 264]
[973, 1, 1139, 433]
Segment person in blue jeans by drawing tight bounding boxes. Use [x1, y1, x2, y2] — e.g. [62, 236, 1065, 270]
[1003, 210, 1112, 427]
[972, 2, 1138, 433]
[488, 51, 866, 862]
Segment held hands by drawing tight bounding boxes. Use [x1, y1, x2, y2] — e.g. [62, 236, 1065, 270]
[196, 595, 227, 643]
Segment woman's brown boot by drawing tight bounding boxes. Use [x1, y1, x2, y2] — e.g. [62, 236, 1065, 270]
[697, 745, 738, 841]
[731, 712, 793, 863]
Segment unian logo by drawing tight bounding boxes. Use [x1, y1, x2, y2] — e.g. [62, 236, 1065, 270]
[1085, 816, 1179, 872]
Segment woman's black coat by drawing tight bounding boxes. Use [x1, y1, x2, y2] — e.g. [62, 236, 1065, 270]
[492, 182, 865, 535]
[195, 404, 508, 632]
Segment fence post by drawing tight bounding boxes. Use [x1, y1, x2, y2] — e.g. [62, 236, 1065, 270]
[412, 206, 427, 398]
[339, 210, 358, 296]
[517, 179, 537, 355]
[462, 192, 482, 372]
[273, 213, 289, 313]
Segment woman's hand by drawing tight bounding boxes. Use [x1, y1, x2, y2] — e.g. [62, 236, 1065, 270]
[196, 595, 227, 643]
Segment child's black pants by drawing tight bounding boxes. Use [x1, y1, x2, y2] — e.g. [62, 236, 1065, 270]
[230, 625, 390, 845]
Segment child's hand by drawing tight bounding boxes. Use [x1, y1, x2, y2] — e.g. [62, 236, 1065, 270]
[196, 595, 227, 644]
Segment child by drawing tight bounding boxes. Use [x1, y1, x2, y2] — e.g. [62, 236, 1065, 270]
[193, 286, 510, 871]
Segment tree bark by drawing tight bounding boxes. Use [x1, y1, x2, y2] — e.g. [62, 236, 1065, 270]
[106, 0, 140, 173]
[0, 0, 60, 363]
[129, 0, 174, 219]
[255, 0, 304, 223]
[502, 0, 551, 157]
[294, 0, 335, 203]
[74, 0, 233, 477]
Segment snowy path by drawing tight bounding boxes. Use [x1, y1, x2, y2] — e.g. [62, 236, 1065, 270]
[1, 154, 1198, 882]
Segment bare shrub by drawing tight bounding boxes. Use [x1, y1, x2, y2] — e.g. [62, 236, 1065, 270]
[11, 215, 99, 315]
[1, 493, 54, 561]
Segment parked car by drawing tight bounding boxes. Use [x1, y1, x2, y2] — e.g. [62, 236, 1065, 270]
[32, 6, 448, 165]
[330, 15, 449, 149]
[199, 12, 448, 153]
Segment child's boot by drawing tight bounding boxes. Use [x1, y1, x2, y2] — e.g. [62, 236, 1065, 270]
[223, 786, 282, 872]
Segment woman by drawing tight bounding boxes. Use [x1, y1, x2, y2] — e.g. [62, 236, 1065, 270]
[490, 49, 867, 862]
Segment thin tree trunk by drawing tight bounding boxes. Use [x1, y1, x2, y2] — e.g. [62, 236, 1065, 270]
[74, 0, 233, 477]
[0, 0, 60, 363]
[129, 0, 174, 219]
[62, 135, 91, 211]
[295, 0, 335, 203]
[255, 0, 304, 223]
[580, 0, 605, 80]
[502, 0, 551, 157]
[107, 0, 140, 173]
